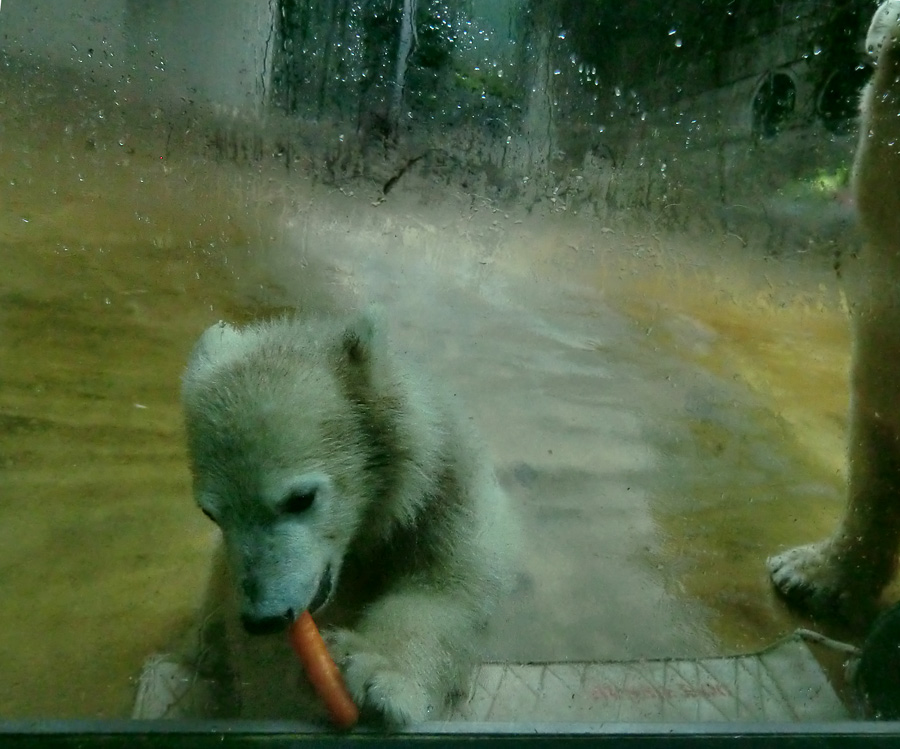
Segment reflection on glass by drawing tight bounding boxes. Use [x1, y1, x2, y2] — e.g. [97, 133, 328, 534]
[1, 0, 898, 727]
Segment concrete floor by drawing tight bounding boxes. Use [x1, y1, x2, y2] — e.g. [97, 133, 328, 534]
[0, 65, 861, 719]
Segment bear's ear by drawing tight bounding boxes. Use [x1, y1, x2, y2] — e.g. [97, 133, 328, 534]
[867, 1, 900, 59]
[185, 321, 244, 379]
[340, 309, 382, 366]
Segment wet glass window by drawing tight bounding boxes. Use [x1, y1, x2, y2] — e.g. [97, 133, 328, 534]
[2, 0, 899, 733]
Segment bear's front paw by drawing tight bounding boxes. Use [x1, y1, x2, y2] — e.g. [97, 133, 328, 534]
[324, 628, 434, 727]
[867, 1, 900, 59]
[767, 540, 876, 623]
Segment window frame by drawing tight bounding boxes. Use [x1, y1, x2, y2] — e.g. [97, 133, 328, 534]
[3, 720, 900, 748]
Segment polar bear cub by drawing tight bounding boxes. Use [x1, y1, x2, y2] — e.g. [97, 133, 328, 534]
[180, 312, 515, 725]
[768, 0, 900, 618]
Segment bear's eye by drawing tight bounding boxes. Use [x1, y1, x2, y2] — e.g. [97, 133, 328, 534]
[283, 488, 317, 514]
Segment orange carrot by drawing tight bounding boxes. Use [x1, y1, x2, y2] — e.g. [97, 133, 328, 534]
[289, 610, 359, 729]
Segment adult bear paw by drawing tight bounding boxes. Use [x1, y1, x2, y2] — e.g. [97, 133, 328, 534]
[767, 540, 877, 624]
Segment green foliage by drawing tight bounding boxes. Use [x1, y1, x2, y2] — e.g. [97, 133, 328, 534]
[452, 64, 520, 103]
[781, 165, 851, 201]
[809, 165, 851, 194]
[413, 3, 455, 70]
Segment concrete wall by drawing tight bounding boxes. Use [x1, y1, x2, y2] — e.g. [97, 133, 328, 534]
[125, 0, 275, 112]
[0, 0, 275, 111]
[0, 0, 127, 80]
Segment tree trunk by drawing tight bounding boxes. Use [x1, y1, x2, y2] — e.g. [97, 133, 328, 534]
[390, 0, 417, 131]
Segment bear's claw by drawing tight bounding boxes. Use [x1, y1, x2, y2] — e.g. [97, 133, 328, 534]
[767, 541, 878, 624]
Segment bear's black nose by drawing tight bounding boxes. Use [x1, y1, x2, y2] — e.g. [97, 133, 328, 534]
[241, 610, 294, 635]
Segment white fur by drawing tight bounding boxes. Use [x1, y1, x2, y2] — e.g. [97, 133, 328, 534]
[179, 312, 516, 725]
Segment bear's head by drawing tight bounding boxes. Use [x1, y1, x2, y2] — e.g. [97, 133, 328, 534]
[181, 312, 387, 635]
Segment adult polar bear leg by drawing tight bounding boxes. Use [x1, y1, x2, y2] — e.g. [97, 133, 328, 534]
[767, 317, 900, 615]
[767, 0, 900, 618]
